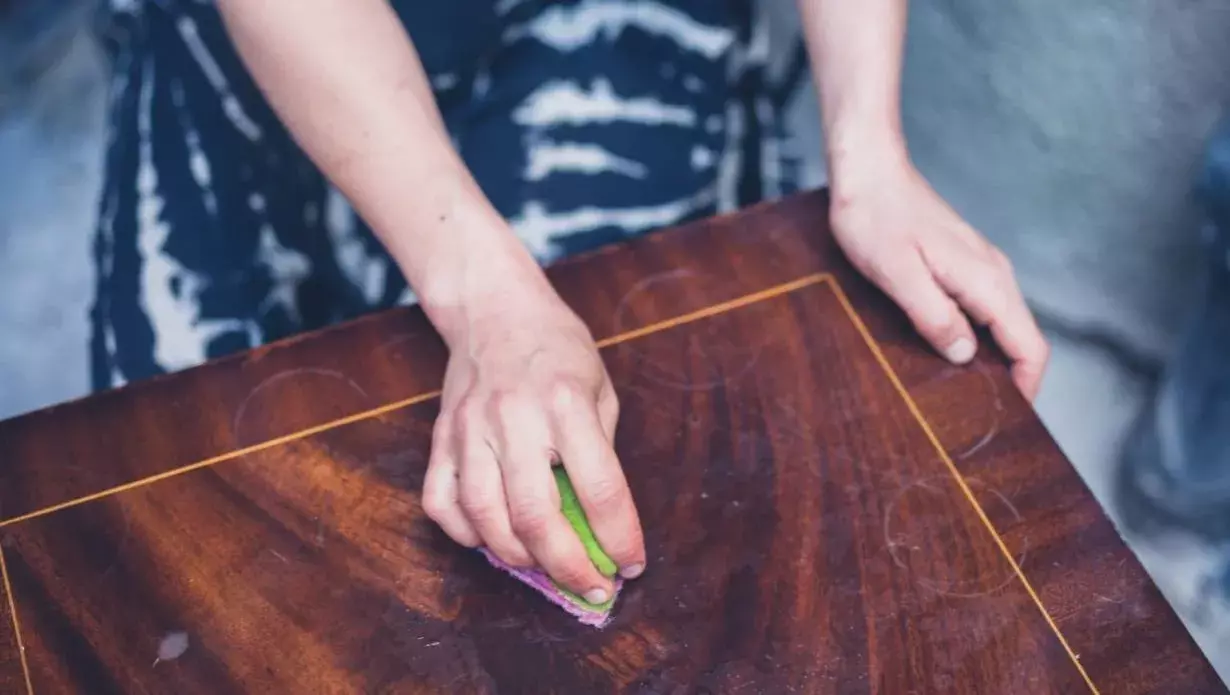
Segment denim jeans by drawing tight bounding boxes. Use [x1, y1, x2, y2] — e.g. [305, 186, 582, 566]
[1119, 117, 1230, 583]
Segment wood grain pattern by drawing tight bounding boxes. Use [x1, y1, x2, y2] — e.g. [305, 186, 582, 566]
[0, 191, 1221, 694]
[0, 550, 30, 692]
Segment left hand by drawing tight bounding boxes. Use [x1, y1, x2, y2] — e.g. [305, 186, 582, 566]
[829, 148, 1049, 400]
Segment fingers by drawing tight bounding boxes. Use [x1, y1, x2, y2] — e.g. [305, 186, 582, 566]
[493, 396, 612, 602]
[930, 246, 1050, 400]
[863, 233, 1048, 400]
[422, 419, 481, 547]
[830, 177, 1049, 400]
[868, 252, 978, 365]
[551, 381, 646, 579]
[597, 381, 620, 443]
[454, 413, 534, 567]
[428, 387, 625, 603]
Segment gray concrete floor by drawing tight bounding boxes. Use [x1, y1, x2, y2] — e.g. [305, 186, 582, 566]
[2, 1, 1228, 684]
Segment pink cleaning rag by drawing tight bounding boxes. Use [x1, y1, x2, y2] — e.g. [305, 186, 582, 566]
[480, 549, 624, 628]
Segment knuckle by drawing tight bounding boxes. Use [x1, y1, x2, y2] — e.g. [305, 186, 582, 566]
[602, 386, 621, 413]
[487, 388, 521, 420]
[551, 561, 591, 589]
[458, 484, 497, 521]
[431, 413, 451, 441]
[982, 252, 1015, 292]
[549, 378, 587, 412]
[606, 528, 644, 560]
[917, 305, 958, 338]
[506, 542, 536, 567]
[931, 261, 961, 292]
[989, 246, 1014, 274]
[421, 488, 450, 523]
[911, 300, 961, 342]
[1036, 336, 1052, 365]
[982, 288, 1010, 319]
[507, 499, 552, 539]
[453, 400, 485, 436]
[495, 544, 533, 568]
[430, 423, 455, 458]
[584, 476, 629, 517]
[971, 254, 1000, 284]
[970, 266, 1007, 308]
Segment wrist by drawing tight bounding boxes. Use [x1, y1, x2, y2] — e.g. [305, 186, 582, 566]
[402, 231, 562, 351]
[826, 118, 910, 196]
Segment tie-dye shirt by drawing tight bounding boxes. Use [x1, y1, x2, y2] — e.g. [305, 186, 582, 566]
[90, 0, 805, 388]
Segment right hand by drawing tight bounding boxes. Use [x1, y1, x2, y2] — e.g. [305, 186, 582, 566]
[421, 290, 646, 605]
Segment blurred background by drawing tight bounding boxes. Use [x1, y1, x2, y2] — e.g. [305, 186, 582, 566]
[2, 0, 1228, 682]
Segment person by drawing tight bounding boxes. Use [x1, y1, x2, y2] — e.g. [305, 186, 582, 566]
[91, 0, 1048, 609]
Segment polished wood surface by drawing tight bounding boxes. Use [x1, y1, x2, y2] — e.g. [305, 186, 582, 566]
[0, 191, 1221, 694]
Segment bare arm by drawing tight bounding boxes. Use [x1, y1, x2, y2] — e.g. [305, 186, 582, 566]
[216, 0, 645, 600]
[216, 0, 551, 345]
[796, 0, 1049, 398]
[796, 0, 909, 187]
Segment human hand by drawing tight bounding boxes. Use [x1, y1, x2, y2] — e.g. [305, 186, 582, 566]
[829, 147, 1049, 399]
[421, 290, 646, 605]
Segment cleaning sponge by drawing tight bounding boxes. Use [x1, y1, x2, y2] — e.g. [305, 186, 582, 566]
[479, 466, 623, 627]
[554, 466, 618, 578]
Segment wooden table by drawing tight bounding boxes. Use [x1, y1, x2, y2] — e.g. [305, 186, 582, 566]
[0, 191, 1221, 694]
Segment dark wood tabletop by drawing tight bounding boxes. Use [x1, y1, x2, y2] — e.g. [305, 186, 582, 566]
[0, 190, 1221, 694]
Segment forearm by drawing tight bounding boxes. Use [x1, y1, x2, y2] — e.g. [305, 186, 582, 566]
[795, 0, 911, 192]
[216, 0, 550, 345]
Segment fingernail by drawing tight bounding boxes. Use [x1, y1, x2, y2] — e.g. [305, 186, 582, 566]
[944, 338, 976, 364]
[620, 564, 644, 579]
[584, 588, 610, 605]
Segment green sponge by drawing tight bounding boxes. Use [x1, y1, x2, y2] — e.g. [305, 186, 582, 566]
[554, 466, 618, 578]
[479, 466, 624, 627]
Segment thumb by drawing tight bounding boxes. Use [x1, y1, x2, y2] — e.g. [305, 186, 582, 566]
[870, 254, 978, 364]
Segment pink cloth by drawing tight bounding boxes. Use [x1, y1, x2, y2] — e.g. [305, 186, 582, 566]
[480, 549, 623, 628]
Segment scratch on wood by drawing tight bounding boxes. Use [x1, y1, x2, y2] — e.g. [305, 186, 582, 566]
[232, 368, 369, 443]
[883, 476, 1029, 598]
[610, 268, 768, 392]
[955, 362, 1004, 461]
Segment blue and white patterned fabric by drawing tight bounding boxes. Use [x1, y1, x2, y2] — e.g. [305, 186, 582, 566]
[89, 0, 806, 390]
